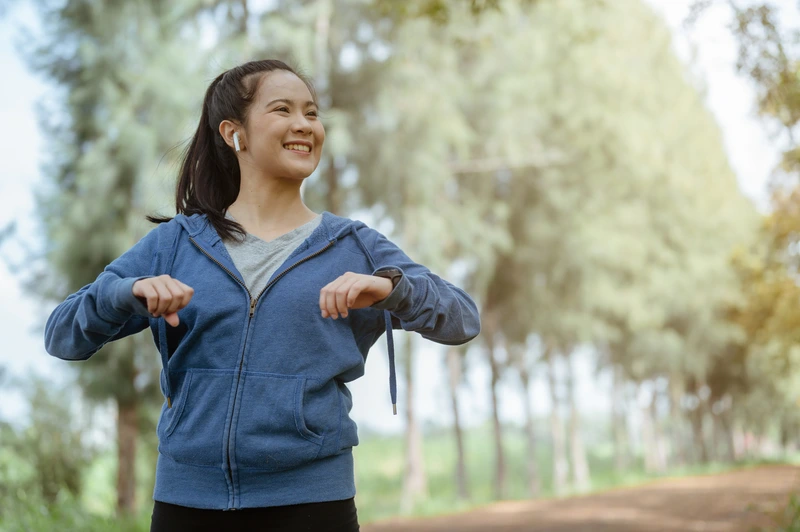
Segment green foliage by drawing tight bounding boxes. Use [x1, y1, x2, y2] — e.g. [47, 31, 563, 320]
[0, 490, 149, 532]
[0, 376, 109, 530]
[373, 0, 503, 25]
[692, 1, 800, 435]
[376, 0, 759, 397]
[0, 371, 166, 531]
[754, 493, 800, 532]
[0, 377, 95, 506]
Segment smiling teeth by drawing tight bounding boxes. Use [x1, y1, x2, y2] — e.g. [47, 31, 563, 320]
[284, 144, 310, 152]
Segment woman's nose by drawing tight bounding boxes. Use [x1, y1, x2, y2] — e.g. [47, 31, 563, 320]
[292, 113, 312, 132]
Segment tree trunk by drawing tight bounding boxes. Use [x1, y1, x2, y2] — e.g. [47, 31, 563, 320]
[658, 394, 671, 471]
[780, 422, 793, 455]
[326, 162, 340, 214]
[519, 367, 540, 497]
[116, 400, 137, 515]
[546, 349, 569, 495]
[731, 423, 746, 461]
[401, 334, 428, 513]
[689, 400, 709, 464]
[314, 0, 340, 214]
[486, 327, 506, 500]
[717, 406, 736, 462]
[446, 347, 470, 501]
[710, 405, 724, 462]
[314, 0, 331, 104]
[641, 384, 657, 473]
[566, 351, 590, 492]
[612, 365, 629, 474]
[239, 0, 249, 34]
[649, 390, 668, 473]
[668, 378, 687, 469]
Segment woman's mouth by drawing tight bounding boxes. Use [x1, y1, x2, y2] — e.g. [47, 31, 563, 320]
[283, 143, 311, 153]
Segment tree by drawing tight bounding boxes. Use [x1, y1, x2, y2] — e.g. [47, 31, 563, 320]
[470, 0, 754, 483]
[351, 5, 513, 504]
[25, 0, 211, 514]
[690, 0, 800, 455]
[445, 345, 471, 501]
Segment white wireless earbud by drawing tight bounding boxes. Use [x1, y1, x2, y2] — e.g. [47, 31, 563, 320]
[233, 132, 241, 152]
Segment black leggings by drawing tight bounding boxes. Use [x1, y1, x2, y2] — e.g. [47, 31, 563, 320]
[150, 498, 360, 532]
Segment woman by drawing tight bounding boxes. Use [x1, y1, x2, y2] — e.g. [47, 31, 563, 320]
[44, 59, 480, 531]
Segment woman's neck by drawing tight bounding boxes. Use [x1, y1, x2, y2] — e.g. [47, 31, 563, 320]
[227, 174, 318, 236]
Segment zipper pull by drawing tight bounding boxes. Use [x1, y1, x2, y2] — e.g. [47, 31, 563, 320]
[250, 298, 257, 317]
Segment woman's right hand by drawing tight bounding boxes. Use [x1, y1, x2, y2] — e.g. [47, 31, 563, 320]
[132, 275, 194, 327]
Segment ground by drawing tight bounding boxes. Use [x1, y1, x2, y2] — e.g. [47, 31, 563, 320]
[363, 465, 800, 532]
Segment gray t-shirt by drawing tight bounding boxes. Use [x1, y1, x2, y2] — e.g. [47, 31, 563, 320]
[223, 211, 322, 296]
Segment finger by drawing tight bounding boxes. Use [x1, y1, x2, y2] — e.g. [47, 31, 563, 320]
[320, 279, 335, 318]
[139, 283, 160, 315]
[161, 280, 183, 315]
[165, 278, 192, 315]
[153, 281, 174, 317]
[164, 312, 180, 327]
[324, 276, 350, 319]
[346, 279, 369, 308]
[176, 281, 195, 310]
[131, 279, 146, 298]
[335, 278, 361, 318]
[326, 281, 341, 319]
[321, 275, 348, 318]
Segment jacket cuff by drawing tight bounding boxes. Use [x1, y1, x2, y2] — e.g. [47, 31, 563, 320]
[102, 276, 154, 322]
[370, 267, 409, 312]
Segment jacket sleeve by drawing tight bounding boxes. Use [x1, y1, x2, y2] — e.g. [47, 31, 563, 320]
[44, 225, 164, 361]
[360, 226, 481, 345]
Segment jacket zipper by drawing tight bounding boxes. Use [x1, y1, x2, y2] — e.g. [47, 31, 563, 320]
[189, 236, 335, 506]
[189, 238, 253, 498]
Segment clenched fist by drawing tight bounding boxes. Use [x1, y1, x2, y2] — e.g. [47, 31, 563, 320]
[319, 272, 393, 319]
[132, 275, 194, 327]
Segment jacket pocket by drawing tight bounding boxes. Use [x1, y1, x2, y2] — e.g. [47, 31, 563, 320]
[162, 368, 236, 467]
[234, 373, 327, 471]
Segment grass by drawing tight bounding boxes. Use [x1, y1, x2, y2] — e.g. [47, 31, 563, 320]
[352, 423, 776, 524]
[2, 422, 793, 530]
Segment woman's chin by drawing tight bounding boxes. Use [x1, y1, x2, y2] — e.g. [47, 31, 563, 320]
[279, 168, 317, 181]
[263, 160, 316, 181]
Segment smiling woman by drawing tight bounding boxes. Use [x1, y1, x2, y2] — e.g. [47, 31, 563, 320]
[218, 70, 325, 198]
[42, 59, 481, 532]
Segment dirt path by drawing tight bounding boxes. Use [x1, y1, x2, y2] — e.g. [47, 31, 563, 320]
[363, 465, 800, 532]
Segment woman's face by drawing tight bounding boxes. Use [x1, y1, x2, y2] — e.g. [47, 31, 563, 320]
[242, 70, 325, 181]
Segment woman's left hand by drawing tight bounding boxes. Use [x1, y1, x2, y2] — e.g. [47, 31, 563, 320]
[320, 272, 394, 319]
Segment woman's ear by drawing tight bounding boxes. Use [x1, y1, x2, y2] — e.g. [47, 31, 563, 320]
[219, 120, 245, 152]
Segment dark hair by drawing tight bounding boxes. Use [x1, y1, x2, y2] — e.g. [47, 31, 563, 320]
[148, 59, 317, 241]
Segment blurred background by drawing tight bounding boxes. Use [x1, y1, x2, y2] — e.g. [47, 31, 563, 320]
[2, 0, 800, 530]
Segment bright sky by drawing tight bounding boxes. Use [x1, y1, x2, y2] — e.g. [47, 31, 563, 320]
[0, 0, 785, 439]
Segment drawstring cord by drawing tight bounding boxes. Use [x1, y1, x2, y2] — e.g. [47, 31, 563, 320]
[384, 310, 398, 415]
[353, 229, 398, 415]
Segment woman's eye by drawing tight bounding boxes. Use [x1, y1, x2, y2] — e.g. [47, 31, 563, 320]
[276, 106, 289, 112]
[307, 111, 318, 117]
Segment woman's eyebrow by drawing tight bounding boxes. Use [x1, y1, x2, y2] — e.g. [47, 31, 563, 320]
[266, 98, 317, 107]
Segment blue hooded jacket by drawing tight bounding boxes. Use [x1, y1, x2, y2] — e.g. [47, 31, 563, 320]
[44, 211, 480, 510]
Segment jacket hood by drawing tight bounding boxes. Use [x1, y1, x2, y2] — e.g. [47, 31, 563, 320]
[174, 211, 362, 246]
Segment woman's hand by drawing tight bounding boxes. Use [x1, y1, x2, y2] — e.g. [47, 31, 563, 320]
[132, 275, 195, 327]
[319, 272, 393, 319]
